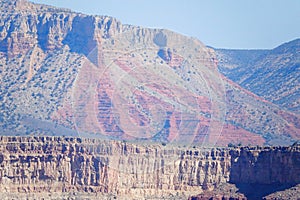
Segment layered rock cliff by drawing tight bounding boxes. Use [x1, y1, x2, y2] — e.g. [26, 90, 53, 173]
[190, 145, 300, 200]
[230, 146, 300, 185]
[0, 136, 231, 199]
[0, 136, 299, 199]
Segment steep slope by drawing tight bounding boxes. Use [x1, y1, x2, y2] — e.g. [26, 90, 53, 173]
[216, 39, 300, 114]
[0, 0, 299, 146]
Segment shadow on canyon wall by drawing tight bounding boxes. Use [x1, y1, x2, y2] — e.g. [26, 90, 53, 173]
[235, 183, 298, 200]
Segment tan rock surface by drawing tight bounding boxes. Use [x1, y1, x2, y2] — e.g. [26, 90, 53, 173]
[0, 136, 299, 199]
[0, 136, 231, 199]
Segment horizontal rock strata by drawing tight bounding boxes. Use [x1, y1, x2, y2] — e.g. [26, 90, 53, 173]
[0, 136, 231, 199]
[0, 136, 299, 199]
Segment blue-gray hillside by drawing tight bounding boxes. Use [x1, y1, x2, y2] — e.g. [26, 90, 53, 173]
[216, 39, 300, 114]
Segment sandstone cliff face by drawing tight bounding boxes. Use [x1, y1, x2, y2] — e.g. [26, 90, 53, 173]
[0, 136, 231, 199]
[0, 136, 299, 199]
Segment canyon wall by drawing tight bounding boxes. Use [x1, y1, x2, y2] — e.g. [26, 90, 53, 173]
[0, 136, 299, 199]
[0, 136, 231, 199]
[230, 146, 300, 184]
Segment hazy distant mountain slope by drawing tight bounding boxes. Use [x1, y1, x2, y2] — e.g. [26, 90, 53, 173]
[216, 39, 300, 114]
[216, 49, 269, 81]
[0, 0, 299, 145]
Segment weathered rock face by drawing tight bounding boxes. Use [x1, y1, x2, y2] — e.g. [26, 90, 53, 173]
[230, 146, 300, 184]
[0, 136, 231, 199]
[190, 145, 300, 200]
[0, 0, 121, 56]
[0, 136, 299, 199]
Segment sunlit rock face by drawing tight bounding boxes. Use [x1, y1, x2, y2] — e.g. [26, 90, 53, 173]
[0, 136, 299, 199]
[0, 136, 231, 198]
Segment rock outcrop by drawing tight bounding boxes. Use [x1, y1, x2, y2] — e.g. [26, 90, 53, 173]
[0, 136, 299, 199]
[0, 0, 121, 56]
